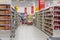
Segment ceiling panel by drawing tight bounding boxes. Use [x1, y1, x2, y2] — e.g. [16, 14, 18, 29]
[12, 0, 37, 7]
[12, 1, 33, 7]
[12, 0, 37, 2]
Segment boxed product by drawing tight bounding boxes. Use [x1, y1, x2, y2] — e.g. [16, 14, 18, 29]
[5, 21, 10, 24]
[0, 11, 6, 14]
[0, 16, 11, 19]
[0, 6, 6, 9]
[0, 21, 5, 24]
[7, 16, 11, 19]
[0, 27, 5, 30]
[5, 26, 10, 30]
[0, 16, 5, 19]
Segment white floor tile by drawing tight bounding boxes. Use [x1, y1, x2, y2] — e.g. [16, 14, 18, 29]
[14, 25, 49, 40]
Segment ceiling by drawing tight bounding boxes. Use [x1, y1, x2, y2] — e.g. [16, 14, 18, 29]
[12, 0, 37, 7]
[12, 0, 53, 7]
[12, 0, 37, 1]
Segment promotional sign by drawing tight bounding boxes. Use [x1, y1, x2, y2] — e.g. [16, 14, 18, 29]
[31, 6, 34, 14]
[38, 0, 45, 10]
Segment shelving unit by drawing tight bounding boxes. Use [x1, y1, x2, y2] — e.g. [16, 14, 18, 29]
[0, 4, 19, 40]
[35, 12, 41, 29]
[35, 11, 44, 30]
[0, 4, 11, 40]
[43, 8, 53, 36]
[10, 7, 20, 40]
[43, 6, 60, 37]
[35, 6, 60, 40]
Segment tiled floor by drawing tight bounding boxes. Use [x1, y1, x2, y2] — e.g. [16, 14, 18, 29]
[14, 25, 49, 40]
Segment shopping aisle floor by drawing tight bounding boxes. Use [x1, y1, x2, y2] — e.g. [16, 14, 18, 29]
[14, 25, 49, 40]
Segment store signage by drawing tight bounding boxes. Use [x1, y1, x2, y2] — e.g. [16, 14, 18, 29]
[31, 6, 34, 14]
[35, 6, 39, 11]
[38, 0, 45, 10]
[24, 7, 27, 14]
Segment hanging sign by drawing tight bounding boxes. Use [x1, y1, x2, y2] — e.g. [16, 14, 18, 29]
[38, 0, 45, 10]
[24, 7, 27, 15]
[31, 6, 34, 14]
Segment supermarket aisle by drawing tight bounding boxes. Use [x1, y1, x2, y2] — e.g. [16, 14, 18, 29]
[14, 25, 49, 40]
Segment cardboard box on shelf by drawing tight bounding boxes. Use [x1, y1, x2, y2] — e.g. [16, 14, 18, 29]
[0, 20, 10, 24]
[0, 6, 6, 8]
[0, 16, 11, 19]
[0, 16, 5, 19]
[5, 26, 10, 30]
[0, 11, 6, 14]
[0, 11, 10, 14]
[0, 27, 5, 30]
[0, 21, 5, 24]
[5, 16, 11, 19]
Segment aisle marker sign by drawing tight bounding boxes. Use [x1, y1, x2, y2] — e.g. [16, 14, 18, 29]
[24, 7, 27, 15]
[38, 0, 45, 10]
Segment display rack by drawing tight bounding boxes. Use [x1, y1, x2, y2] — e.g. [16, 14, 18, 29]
[0, 4, 11, 40]
[0, 4, 19, 40]
[43, 8, 53, 36]
[43, 6, 60, 37]
[35, 11, 44, 30]
[35, 12, 41, 29]
[35, 6, 60, 40]
[10, 7, 20, 40]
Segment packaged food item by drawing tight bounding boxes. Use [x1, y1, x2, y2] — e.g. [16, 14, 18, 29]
[0, 6, 6, 8]
[0, 27, 5, 30]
